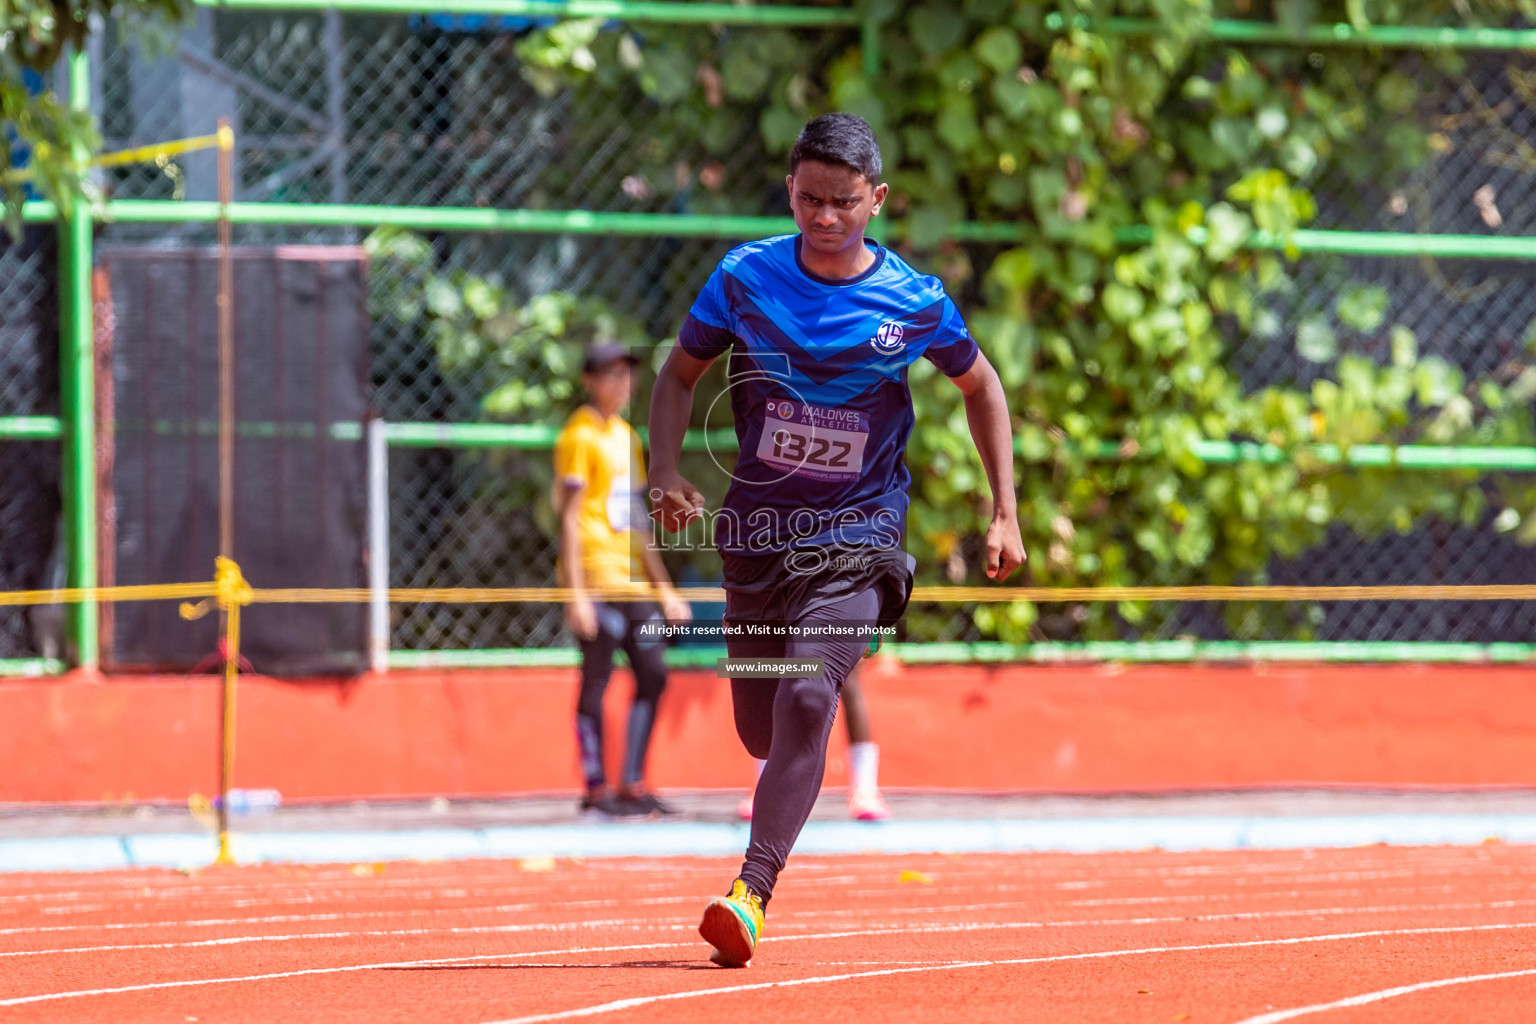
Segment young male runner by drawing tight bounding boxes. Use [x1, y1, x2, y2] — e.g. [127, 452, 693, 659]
[555, 342, 690, 817]
[648, 113, 1024, 966]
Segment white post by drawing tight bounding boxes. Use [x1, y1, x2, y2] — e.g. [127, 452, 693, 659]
[367, 418, 389, 674]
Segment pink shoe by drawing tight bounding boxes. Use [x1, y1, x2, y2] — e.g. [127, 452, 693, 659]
[848, 787, 890, 821]
[737, 793, 754, 821]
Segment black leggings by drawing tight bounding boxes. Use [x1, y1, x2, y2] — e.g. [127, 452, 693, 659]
[576, 601, 668, 790]
[727, 588, 879, 903]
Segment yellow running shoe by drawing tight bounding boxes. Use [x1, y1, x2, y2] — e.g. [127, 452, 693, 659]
[699, 878, 764, 967]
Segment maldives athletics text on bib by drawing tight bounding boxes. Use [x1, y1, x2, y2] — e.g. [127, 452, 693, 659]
[755, 399, 870, 482]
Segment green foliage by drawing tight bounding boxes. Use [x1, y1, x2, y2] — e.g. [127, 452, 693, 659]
[1, 0, 189, 236]
[364, 226, 650, 423]
[367, 225, 675, 552]
[510, 1, 1536, 643]
[365, 226, 737, 577]
[395, 4, 1536, 645]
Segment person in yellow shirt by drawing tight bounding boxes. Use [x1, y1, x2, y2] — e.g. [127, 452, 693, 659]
[554, 343, 690, 817]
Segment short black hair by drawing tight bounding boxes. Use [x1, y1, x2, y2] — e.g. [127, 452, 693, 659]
[790, 113, 882, 183]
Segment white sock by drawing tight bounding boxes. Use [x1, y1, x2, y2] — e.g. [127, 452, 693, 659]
[753, 758, 767, 780]
[848, 742, 879, 792]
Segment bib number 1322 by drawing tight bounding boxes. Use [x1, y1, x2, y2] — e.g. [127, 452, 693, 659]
[756, 400, 869, 481]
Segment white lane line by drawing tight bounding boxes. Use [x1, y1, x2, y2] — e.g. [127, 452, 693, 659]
[0, 921, 699, 958]
[1231, 967, 1536, 1023]
[475, 921, 1536, 1024]
[6, 894, 1535, 959]
[0, 854, 1507, 906]
[0, 886, 704, 919]
[3, 857, 1523, 918]
[4, 918, 1535, 1008]
[5, 873, 1524, 938]
[769, 897, 1536, 934]
[0, 895, 699, 937]
[0, 951, 512, 1006]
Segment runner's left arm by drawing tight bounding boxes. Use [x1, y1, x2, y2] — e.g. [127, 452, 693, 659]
[948, 351, 1026, 580]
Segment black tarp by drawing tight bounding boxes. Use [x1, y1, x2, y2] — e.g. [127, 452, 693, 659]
[104, 246, 370, 675]
[0, 226, 61, 660]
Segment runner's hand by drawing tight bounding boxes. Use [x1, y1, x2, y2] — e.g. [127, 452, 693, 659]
[659, 589, 692, 625]
[984, 513, 1026, 581]
[566, 595, 598, 641]
[649, 471, 706, 533]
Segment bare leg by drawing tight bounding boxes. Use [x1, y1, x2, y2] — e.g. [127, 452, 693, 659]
[841, 667, 872, 744]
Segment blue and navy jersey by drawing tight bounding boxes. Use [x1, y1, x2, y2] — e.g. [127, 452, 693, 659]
[679, 233, 980, 554]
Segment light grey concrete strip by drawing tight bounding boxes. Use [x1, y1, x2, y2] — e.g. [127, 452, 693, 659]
[3, 813, 1536, 872]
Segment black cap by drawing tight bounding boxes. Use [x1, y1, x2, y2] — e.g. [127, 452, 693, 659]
[583, 342, 641, 374]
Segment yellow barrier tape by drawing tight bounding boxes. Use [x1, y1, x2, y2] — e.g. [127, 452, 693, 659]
[92, 133, 223, 170]
[907, 584, 1536, 603]
[180, 557, 254, 621]
[250, 584, 1536, 604]
[6, 578, 1536, 606]
[4, 133, 224, 185]
[214, 581, 242, 868]
[0, 582, 215, 608]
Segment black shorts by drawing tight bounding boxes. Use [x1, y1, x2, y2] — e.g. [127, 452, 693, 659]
[720, 544, 914, 631]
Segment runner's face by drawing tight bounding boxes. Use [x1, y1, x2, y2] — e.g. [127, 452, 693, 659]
[787, 160, 887, 258]
[585, 362, 633, 415]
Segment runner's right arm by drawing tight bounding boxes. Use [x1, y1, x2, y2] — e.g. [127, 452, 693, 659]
[647, 346, 714, 533]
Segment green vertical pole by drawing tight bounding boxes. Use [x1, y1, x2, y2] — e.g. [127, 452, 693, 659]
[59, 45, 98, 670]
[861, 13, 888, 246]
[861, 13, 881, 79]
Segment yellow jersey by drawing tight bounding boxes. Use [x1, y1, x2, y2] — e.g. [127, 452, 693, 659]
[553, 405, 646, 589]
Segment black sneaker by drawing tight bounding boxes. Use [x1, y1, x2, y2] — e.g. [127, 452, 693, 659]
[580, 792, 638, 818]
[623, 791, 681, 817]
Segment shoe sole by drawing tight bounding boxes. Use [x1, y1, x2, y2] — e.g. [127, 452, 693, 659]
[699, 898, 755, 967]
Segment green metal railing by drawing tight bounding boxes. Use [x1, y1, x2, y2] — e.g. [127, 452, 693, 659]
[197, 0, 864, 24]
[186, 0, 1536, 51]
[9, 3, 1536, 676]
[384, 422, 1536, 473]
[20, 202, 1536, 261]
[1047, 13, 1536, 51]
[0, 417, 64, 441]
[390, 639, 1536, 671]
[28, 413, 1535, 474]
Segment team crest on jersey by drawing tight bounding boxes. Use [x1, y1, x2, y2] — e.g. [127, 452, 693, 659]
[873, 320, 906, 352]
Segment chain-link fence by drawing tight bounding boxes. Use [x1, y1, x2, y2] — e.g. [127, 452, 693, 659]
[1305, 50, 1536, 236]
[902, 498, 1536, 648]
[0, 228, 62, 660]
[23, 13, 1529, 659]
[98, 12, 822, 215]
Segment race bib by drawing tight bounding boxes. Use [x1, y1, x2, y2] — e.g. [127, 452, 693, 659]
[606, 473, 638, 531]
[756, 400, 869, 481]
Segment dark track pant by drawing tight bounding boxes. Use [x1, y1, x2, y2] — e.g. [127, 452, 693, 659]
[576, 601, 668, 790]
[727, 588, 879, 903]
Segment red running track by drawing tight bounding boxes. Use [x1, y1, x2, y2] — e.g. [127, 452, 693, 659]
[3, 845, 1536, 1022]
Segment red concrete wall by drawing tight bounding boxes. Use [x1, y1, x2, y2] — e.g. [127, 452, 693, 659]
[4, 659, 1536, 803]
